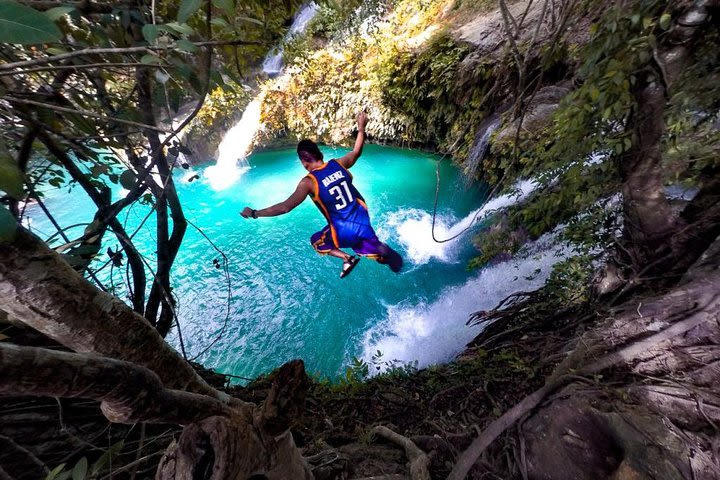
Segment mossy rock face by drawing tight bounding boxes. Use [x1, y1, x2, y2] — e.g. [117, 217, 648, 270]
[492, 84, 573, 150]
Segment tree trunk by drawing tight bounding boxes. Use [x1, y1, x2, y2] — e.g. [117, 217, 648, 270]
[617, 1, 720, 272]
[0, 343, 237, 424]
[620, 75, 676, 268]
[0, 228, 222, 400]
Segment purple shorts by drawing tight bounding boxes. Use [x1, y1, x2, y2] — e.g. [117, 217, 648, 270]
[311, 225, 386, 260]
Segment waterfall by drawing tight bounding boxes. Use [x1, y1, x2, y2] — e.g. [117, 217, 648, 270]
[379, 178, 539, 265]
[205, 3, 320, 191]
[360, 227, 569, 372]
[262, 3, 320, 76]
[204, 98, 262, 191]
[464, 116, 502, 180]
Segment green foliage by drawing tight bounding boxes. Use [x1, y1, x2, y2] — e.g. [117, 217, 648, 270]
[544, 254, 595, 307]
[0, 0, 62, 44]
[378, 31, 472, 146]
[45, 441, 124, 480]
[177, 0, 203, 23]
[468, 214, 528, 269]
[260, 0, 488, 148]
[344, 356, 370, 383]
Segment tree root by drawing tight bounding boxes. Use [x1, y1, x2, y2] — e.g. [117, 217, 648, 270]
[370, 426, 431, 480]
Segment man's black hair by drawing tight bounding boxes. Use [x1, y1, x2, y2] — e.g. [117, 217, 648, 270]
[297, 139, 323, 160]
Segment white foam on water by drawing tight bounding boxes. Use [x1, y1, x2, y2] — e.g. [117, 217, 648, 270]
[378, 179, 539, 265]
[205, 99, 262, 191]
[359, 230, 569, 373]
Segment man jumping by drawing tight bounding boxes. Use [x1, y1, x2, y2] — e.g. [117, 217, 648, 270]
[240, 112, 403, 278]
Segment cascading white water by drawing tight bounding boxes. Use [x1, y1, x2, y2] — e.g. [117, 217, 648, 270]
[262, 3, 320, 76]
[360, 228, 569, 372]
[360, 177, 549, 371]
[464, 116, 502, 180]
[378, 178, 539, 265]
[204, 98, 262, 191]
[205, 3, 320, 191]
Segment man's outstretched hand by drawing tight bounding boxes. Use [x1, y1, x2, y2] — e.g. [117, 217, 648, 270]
[357, 111, 368, 132]
[240, 207, 254, 218]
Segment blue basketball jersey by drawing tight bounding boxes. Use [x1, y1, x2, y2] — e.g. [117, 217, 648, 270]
[307, 160, 376, 247]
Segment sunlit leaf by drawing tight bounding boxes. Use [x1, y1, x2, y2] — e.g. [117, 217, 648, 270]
[659, 13, 672, 30]
[45, 463, 66, 480]
[177, 0, 202, 23]
[236, 15, 263, 26]
[0, 1, 62, 44]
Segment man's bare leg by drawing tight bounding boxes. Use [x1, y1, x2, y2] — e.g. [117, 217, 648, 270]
[326, 249, 352, 261]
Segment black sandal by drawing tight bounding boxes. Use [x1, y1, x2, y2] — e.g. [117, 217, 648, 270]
[340, 256, 360, 279]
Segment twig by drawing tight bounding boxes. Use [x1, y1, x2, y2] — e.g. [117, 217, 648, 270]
[0, 40, 261, 71]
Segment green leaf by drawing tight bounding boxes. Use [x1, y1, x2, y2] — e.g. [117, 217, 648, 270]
[0, 204, 17, 243]
[166, 22, 194, 35]
[142, 23, 159, 43]
[659, 13, 672, 30]
[236, 15, 263, 26]
[140, 54, 161, 65]
[119, 169, 137, 190]
[44, 6, 74, 21]
[0, 1, 62, 44]
[176, 38, 198, 52]
[45, 463, 66, 480]
[71, 457, 87, 480]
[0, 139, 23, 199]
[90, 440, 124, 476]
[212, 0, 234, 15]
[210, 17, 229, 29]
[177, 0, 202, 23]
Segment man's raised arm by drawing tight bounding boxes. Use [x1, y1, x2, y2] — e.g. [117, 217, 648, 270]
[337, 111, 368, 169]
[241, 178, 312, 219]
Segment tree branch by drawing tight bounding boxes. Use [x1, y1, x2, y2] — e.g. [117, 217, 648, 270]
[5, 96, 169, 133]
[0, 343, 234, 424]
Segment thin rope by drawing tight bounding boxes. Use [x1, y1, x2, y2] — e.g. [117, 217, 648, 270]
[187, 217, 233, 362]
